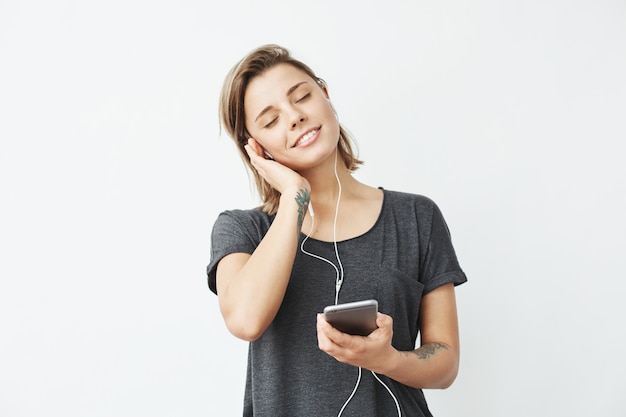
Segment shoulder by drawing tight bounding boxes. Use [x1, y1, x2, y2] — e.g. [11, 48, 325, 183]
[217, 207, 273, 223]
[381, 188, 439, 214]
[379, 188, 453, 237]
[213, 207, 274, 237]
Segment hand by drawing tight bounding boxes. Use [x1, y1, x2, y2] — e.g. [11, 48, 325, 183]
[244, 138, 310, 195]
[316, 312, 400, 374]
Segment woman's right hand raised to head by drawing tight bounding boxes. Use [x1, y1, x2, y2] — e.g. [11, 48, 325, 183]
[217, 137, 312, 341]
[244, 137, 310, 196]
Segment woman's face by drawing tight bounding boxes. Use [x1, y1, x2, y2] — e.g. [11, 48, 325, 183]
[244, 63, 340, 170]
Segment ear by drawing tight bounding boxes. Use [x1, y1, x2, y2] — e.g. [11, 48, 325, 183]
[317, 79, 330, 99]
[322, 86, 330, 99]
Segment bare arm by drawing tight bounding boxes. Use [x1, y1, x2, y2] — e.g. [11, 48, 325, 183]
[317, 283, 460, 389]
[216, 139, 310, 341]
[385, 283, 460, 388]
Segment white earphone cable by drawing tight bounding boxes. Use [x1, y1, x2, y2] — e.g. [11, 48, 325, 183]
[331, 149, 344, 304]
[299, 148, 344, 304]
[299, 148, 400, 417]
[371, 371, 402, 417]
[337, 367, 362, 417]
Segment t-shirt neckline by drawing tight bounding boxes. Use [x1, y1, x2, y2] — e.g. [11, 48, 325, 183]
[298, 187, 386, 244]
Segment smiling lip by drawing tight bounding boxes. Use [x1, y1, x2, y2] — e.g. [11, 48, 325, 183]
[292, 127, 321, 148]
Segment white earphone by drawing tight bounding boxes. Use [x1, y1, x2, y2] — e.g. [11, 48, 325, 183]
[298, 147, 401, 417]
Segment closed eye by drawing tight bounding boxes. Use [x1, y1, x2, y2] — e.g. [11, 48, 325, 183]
[264, 117, 278, 128]
[296, 93, 310, 103]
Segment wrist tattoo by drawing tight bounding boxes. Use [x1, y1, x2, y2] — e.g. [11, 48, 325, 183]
[294, 189, 311, 230]
[411, 342, 448, 360]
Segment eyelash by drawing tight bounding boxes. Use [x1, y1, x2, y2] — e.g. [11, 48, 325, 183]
[296, 93, 310, 102]
[263, 93, 311, 128]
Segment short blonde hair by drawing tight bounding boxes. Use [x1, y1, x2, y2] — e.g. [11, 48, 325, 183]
[219, 44, 362, 214]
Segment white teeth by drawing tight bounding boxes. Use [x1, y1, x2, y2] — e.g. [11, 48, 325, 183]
[296, 129, 317, 146]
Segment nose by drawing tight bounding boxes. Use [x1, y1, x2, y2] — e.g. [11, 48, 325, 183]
[291, 116, 305, 129]
[288, 107, 306, 129]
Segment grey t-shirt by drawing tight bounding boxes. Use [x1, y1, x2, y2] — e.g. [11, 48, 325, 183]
[207, 189, 467, 417]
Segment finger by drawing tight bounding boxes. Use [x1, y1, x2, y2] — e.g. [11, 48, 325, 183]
[243, 139, 257, 158]
[376, 312, 393, 328]
[317, 313, 341, 340]
[316, 314, 335, 350]
[318, 314, 354, 347]
[243, 143, 254, 159]
[246, 137, 263, 157]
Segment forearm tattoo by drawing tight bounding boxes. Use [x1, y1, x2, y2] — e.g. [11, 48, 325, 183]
[411, 342, 449, 360]
[294, 189, 311, 231]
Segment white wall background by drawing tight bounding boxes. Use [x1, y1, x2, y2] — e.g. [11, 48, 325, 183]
[1, 0, 625, 416]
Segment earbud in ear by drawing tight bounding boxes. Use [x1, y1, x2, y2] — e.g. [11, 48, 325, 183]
[263, 150, 274, 160]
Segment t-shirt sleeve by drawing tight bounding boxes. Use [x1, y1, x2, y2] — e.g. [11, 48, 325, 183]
[206, 210, 267, 294]
[419, 201, 467, 294]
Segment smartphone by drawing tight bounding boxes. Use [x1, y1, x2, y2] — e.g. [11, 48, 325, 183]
[323, 299, 378, 336]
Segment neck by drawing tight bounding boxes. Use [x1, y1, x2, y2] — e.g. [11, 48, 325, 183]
[299, 150, 356, 207]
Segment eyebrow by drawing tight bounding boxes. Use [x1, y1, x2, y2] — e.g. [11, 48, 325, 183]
[254, 81, 308, 122]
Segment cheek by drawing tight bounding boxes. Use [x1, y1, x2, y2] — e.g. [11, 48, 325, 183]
[324, 109, 341, 137]
[244, 120, 270, 143]
[250, 130, 282, 153]
[320, 104, 340, 132]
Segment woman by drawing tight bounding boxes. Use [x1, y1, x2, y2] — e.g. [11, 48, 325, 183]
[207, 44, 467, 417]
